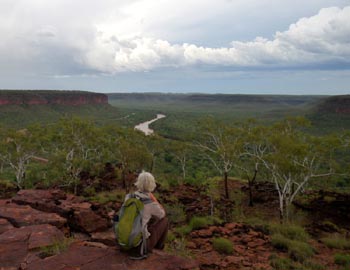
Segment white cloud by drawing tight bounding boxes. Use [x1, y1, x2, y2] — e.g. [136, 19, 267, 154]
[81, 6, 350, 73]
[0, 1, 349, 75]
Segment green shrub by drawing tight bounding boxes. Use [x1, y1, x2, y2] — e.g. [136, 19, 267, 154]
[165, 203, 186, 225]
[321, 235, 350, 250]
[39, 237, 74, 258]
[269, 254, 294, 270]
[269, 254, 326, 270]
[334, 253, 350, 266]
[174, 225, 192, 236]
[320, 221, 340, 232]
[90, 190, 125, 205]
[166, 231, 176, 243]
[189, 216, 212, 230]
[83, 186, 96, 197]
[271, 234, 314, 262]
[271, 234, 290, 251]
[287, 241, 314, 263]
[212, 237, 233, 254]
[270, 223, 309, 242]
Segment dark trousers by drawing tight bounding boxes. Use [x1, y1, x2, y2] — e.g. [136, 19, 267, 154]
[147, 217, 168, 252]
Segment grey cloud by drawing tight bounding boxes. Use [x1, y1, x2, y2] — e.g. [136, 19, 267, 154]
[80, 6, 350, 73]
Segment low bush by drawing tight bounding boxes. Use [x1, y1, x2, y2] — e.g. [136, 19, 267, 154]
[39, 237, 74, 258]
[90, 190, 125, 205]
[321, 234, 350, 250]
[271, 233, 314, 262]
[288, 240, 314, 263]
[334, 253, 350, 266]
[189, 216, 223, 230]
[212, 237, 233, 254]
[190, 216, 209, 230]
[164, 203, 186, 225]
[269, 254, 325, 270]
[270, 223, 309, 242]
[174, 225, 192, 236]
[269, 254, 294, 270]
[271, 234, 290, 251]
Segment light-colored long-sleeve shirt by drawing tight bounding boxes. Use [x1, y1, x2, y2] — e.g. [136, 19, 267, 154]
[127, 191, 165, 238]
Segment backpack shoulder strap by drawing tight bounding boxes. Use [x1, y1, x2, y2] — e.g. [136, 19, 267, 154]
[133, 192, 153, 205]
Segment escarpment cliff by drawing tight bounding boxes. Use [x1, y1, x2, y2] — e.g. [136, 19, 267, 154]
[0, 90, 108, 106]
[317, 95, 350, 114]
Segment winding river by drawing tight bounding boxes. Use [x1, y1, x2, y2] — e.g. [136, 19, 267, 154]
[134, 114, 166, 136]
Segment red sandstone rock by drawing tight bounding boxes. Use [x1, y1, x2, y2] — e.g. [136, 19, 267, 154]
[0, 203, 66, 229]
[25, 241, 198, 270]
[12, 190, 110, 234]
[0, 224, 65, 269]
[70, 208, 110, 233]
[0, 218, 14, 234]
[186, 241, 197, 249]
[90, 229, 116, 246]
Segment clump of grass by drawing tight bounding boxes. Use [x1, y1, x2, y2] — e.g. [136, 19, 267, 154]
[269, 254, 326, 270]
[269, 223, 309, 242]
[90, 190, 125, 205]
[288, 240, 314, 263]
[212, 237, 233, 254]
[39, 237, 74, 258]
[166, 231, 176, 243]
[174, 225, 192, 236]
[164, 203, 186, 225]
[271, 234, 291, 251]
[270, 229, 314, 263]
[334, 253, 350, 266]
[189, 216, 209, 230]
[269, 254, 294, 270]
[321, 234, 350, 250]
[320, 220, 340, 232]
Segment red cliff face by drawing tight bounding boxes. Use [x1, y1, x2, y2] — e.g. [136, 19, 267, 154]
[318, 95, 350, 115]
[0, 91, 108, 106]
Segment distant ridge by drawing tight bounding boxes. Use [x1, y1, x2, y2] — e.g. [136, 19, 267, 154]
[108, 92, 326, 106]
[0, 90, 108, 106]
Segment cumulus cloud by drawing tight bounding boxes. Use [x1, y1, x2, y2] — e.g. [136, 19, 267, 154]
[0, 1, 349, 76]
[82, 6, 350, 73]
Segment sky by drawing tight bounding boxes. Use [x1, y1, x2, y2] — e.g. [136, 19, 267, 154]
[0, 0, 349, 95]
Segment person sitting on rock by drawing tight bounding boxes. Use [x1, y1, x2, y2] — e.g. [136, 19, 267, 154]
[125, 171, 168, 258]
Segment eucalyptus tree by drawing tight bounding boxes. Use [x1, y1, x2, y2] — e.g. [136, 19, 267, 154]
[255, 118, 337, 222]
[236, 120, 269, 206]
[167, 140, 193, 182]
[0, 125, 45, 189]
[144, 134, 165, 173]
[48, 117, 104, 193]
[115, 129, 152, 190]
[196, 119, 242, 199]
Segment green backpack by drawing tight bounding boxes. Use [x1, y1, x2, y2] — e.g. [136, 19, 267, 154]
[113, 193, 152, 254]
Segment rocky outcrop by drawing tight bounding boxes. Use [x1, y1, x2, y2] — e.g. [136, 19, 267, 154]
[0, 224, 65, 269]
[21, 241, 198, 270]
[0, 90, 108, 106]
[187, 222, 272, 270]
[12, 189, 110, 234]
[294, 190, 350, 230]
[0, 202, 67, 229]
[0, 189, 199, 270]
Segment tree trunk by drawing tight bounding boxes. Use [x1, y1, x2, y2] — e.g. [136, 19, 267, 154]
[279, 195, 284, 223]
[248, 169, 258, 207]
[224, 171, 229, 199]
[122, 170, 126, 189]
[150, 155, 155, 173]
[182, 163, 186, 181]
